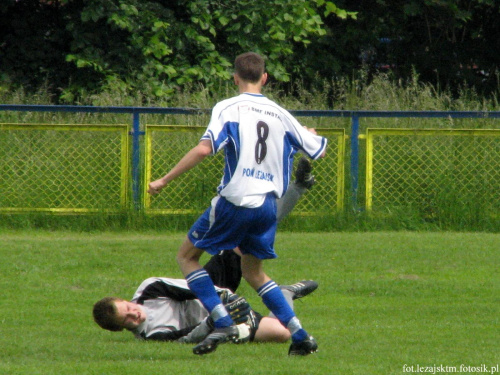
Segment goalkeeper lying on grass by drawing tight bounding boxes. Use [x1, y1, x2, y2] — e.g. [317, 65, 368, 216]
[92, 252, 318, 344]
[93, 159, 318, 344]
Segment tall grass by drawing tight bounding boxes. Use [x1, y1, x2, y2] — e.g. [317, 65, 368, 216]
[1, 72, 498, 128]
[2, 71, 499, 113]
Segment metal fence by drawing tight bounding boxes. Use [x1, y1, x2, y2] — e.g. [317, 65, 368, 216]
[1, 105, 499, 219]
[144, 126, 345, 215]
[365, 128, 500, 219]
[0, 123, 129, 213]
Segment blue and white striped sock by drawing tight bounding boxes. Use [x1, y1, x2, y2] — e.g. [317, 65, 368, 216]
[186, 269, 233, 328]
[258, 280, 308, 343]
[288, 317, 308, 343]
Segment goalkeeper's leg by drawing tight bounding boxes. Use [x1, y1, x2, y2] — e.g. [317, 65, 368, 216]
[276, 157, 316, 221]
[276, 182, 305, 222]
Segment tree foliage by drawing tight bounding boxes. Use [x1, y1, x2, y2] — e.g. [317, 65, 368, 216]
[0, 0, 353, 100]
[320, 0, 499, 94]
[0, 0, 497, 102]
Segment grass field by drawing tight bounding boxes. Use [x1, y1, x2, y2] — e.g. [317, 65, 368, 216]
[0, 230, 498, 375]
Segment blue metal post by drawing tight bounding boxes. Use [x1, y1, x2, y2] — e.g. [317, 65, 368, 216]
[132, 111, 141, 210]
[350, 114, 360, 212]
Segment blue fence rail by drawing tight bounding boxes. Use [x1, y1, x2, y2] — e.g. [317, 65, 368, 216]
[1, 104, 499, 211]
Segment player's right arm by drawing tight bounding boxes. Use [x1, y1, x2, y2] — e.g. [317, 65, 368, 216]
[148, 139, 213, 195]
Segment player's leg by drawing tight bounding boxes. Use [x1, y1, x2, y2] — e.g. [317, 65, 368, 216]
[240, 253, 317, 355]
[255, 280, 319, 343]
[294, 156, 315, 189]
[177, 237, 205, 276]
[177, 238, 238, 354]
[240, 253, 299, 329]
[181, 196, 242, 314]
[182, 196, 257, 354]
[177, 238, 234, 327]
[239, 192, 318, 355]
[267, 280, 319, 320]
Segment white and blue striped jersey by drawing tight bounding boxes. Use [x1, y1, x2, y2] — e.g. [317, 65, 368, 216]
[201, 93, 327, 208]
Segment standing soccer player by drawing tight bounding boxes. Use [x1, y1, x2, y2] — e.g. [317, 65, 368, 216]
[148, 52, 327, 356]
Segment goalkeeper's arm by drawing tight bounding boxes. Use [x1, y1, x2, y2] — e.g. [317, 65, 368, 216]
[142, 318, 216, 344]
[139, 326, 197, 342]
[182, 292, 262, 344]
[177, 317, 214, 343]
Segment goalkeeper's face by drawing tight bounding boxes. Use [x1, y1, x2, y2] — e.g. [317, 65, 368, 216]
[114, 300, 147, 330]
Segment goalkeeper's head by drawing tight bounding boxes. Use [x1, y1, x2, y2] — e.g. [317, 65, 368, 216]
[93, 297, 146, 332]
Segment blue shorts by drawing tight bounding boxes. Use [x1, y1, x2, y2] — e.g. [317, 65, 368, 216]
[188, 194, 278, 259]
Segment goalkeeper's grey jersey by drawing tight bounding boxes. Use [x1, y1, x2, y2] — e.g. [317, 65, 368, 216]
[130, 277, 228, 341]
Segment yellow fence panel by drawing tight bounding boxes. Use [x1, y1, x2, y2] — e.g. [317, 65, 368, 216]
[0, 123, 130, 213]
[365, 128, 500, 217]
[144, 125, 345, 215]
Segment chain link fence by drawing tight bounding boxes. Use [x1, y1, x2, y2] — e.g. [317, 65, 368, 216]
[144, 126, 345, 216]
[0, 123, 129, 213]
[1, 108, 499, 229]
[366, 129, 500, 219]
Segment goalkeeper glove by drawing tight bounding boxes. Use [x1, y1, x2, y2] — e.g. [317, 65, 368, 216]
[222, 293, 251, 324]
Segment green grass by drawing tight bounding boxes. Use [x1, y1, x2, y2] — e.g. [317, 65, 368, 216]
[0, 230, 498, 374]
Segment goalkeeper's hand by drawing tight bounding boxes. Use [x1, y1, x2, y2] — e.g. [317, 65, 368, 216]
[222, 293, 251, 325]
[234, 309, 258, 343]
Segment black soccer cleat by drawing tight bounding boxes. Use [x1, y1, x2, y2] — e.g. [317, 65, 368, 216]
[281, 280, 318, 300]
[192, 325, 239, 355]
[288, 335, 318, 356]
[295, 157, 315, 189]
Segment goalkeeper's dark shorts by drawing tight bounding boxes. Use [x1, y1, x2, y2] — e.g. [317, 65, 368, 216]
[203, 249, 264, 341]
[248, 310, 263, 342]
[203, 249, 242, 293]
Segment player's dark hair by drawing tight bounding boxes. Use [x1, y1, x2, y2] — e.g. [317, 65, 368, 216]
[93, 297, 124, 332]
[234, 52, 265, 83]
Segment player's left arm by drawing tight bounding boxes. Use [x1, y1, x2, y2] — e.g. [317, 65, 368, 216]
[284, 112, 327, 159]
[302, 126, 326, 158]
[298, 125, 327, 159]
